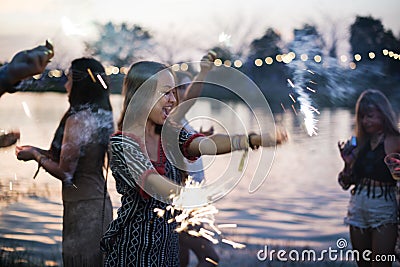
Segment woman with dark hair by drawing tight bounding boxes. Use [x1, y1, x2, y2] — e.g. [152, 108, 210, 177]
[338, 89, 400, 267]
[16, 57, 114, 267]
[100, 60, 287, 266]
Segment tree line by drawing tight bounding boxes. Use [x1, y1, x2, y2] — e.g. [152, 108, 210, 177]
[4, 15, 400, 111]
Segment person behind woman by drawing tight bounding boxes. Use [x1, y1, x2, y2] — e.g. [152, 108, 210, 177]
[100, 60, 287, 266]
[16, 57, 114, 267]
[174, 56, 220, 267]
[338, 89, 400, 267]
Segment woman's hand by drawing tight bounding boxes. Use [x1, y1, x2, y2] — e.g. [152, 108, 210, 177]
[259, 127, 288, 147]
[338, 140, 356, 165]
[199, 51, 216, 74]
[384, 153, 400, 180]
[0, 130, 20, 148]
[15, 145, 39, 161]
[7, 40, 54, 85]
[199, 125, 214, 136]
[275, 126, 288, 145]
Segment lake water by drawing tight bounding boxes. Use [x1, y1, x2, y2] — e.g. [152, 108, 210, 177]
[0, 92, 355, 265]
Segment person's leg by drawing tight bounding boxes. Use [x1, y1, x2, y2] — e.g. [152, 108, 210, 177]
[187, 236, 219, 267]
[179, 232, 190, 267]
[395, 223, 400, 261]
[350, 226, 372, 267]
[371, 223, 397, 267]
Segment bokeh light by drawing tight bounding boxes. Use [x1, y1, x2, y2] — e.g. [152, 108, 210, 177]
[214, 59, 222, 67]
[254, 59, 263, 67]
[233, 60, 242, 68]
[300, 54, 308, 61]
[368, 52, 375, 59]
[265, 57, 273, 65]
[314, 55, 322, 63]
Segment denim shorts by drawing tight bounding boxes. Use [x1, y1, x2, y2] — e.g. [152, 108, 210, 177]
[344, 186, 398, 229]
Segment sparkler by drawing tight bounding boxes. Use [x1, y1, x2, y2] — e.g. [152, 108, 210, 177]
[206, 257, 219, 266]
[287, 78, 319, 136]
[218, 32, 232, 48]
[291, 105, 298, 116]
[155, 176, 246, 250]
[280, 103, 287, 112]
[21, 101, 32, 118]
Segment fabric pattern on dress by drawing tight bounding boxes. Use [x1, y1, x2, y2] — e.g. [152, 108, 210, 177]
[102, 129, 200, 267]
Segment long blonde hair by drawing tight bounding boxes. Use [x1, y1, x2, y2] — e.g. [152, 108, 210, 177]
[355, 89, 399, 145]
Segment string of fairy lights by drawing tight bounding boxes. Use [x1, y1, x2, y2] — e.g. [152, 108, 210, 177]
[41, 48, 400, 79]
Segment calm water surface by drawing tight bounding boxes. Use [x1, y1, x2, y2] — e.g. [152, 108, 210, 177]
[0, 92, 354, 263]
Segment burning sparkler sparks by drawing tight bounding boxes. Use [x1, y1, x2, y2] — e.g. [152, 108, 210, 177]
[155, 176, 246, 250]
[206, 257, 219, 266]
[287, 78, 319, 136]
[218, 32, 232, 47]
[21, 101, 32, 118]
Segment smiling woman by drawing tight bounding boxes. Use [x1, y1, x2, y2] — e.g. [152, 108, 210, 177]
[101, 61, 186, 266]
[100, 58, 287, 266]
[149, 71, 176, 126]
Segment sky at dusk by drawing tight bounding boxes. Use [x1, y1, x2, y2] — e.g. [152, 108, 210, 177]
[0, 0, 399, 67]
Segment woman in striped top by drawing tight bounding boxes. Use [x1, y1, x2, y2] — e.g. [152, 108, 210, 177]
[101, 60, 287, 266]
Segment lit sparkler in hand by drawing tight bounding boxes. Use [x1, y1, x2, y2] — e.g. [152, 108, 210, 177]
[154, 176, 246, 250]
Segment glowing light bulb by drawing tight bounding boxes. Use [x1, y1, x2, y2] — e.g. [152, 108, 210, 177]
[300, 54, 308, 61]
[265, 57, 273, 65]
[254, 59, 263, 67]
[354, 54, 361, 61]
[233, 60, 242, 68]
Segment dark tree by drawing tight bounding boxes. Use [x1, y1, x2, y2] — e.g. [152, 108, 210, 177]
[85, 22, 154, 67]
[242, 28, 289, 110]
[350, 16, 400, 76]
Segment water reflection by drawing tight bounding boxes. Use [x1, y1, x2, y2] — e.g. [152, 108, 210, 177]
[0, 93, 355, 264]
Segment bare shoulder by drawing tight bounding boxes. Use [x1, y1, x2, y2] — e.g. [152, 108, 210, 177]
[64, 111, 94, 143]
[65, 112, 87, 128]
